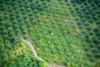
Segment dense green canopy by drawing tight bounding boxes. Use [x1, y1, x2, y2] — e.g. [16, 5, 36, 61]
[0, 0, 100, 67]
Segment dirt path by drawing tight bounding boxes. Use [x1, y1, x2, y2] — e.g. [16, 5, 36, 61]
[22, 39, 44, 61]
[47, 63, 66, 67]
[22, 39, 66, 67]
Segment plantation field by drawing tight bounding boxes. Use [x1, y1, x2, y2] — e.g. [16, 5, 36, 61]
[0, 0, 100, 67]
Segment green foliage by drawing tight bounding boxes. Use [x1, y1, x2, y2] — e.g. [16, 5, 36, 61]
[0, 0, 100, 67]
